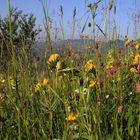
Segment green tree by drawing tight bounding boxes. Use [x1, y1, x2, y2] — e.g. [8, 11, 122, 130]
[0, 8, 41, 69]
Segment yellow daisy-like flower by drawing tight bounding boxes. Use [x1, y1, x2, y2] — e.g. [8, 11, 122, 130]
[130, 67, 137, 73]
[84, 60, 94, 71]
[66, 113, 77, 121]
[135, 42, 140, 49]
[47, 54, 59, 63]
[43, 78, 49, 85]
[35, 82, 41, 92]
[89, 80, 96, 88]
[133, 54, 140, 64]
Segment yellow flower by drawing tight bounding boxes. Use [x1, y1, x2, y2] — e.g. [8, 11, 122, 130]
[84, 60, 94, 71]
[84, 63, 94, 71]
[87, 59, 93, 64]
[124, 39, 130, 47]
[130, 67, 137, 73]
[135, 42, 140, 49]
[43, 78, 49, 85]
[116, 74, 121, 81]
[0, 74, 5, 84]
[106, 60, 113, 69]
[47, 54, 59, 63]
[108, 49, 113, 59]
[66, 113, 77, 121]
[89, 80, 96, 88]
[107, 49, 114, 69]
[133, 54, 140, 64]
[35, 82, 41, 92]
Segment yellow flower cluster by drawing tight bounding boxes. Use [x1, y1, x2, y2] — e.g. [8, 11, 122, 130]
[130, 68, 137, 73]
[133, 53, 140, 64]
[106, 60, 113, 69]
[35, 82, 42, 92]
[135, 42, 140, 50]
[66, 113, 77, 121]
[84, 59, 94, 72]
[124, 39, 130, 47]
[123, 38, 140, 49]
[35, 78, 49, 92]
[89, 80, 96, 88]
[116, 73, 121, 81]
[106, 49, 114, 69]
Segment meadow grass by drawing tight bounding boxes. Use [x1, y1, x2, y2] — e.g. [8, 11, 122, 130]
[1, 0, 140, 139]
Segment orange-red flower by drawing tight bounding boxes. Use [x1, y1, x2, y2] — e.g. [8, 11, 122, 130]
[43, 78, 49, 85]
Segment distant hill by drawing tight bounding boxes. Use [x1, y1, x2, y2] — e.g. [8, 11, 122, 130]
[32, 39, 124, 57]
[35, 39, 124, 51]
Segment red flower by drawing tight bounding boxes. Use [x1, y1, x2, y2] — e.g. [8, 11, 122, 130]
[106, 67, 116, 77]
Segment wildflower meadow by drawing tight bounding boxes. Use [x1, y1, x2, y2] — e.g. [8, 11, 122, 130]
[1, 0, 140, 139]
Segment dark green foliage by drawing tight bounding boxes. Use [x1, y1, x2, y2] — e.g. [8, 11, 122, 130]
[0, 8, 41, 70]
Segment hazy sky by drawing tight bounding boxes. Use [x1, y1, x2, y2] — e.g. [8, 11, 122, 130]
[0, 0, 140, 39]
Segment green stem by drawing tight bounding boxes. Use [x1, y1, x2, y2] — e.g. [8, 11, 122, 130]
[17, 109, 21, 140]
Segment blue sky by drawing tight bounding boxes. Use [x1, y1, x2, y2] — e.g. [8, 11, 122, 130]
[0, 0, 140, 39]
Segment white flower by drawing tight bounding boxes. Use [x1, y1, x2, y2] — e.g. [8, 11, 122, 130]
[105, 94, 109, 99]
[75, 89, 80, 93]
[83, 88, 88, 95]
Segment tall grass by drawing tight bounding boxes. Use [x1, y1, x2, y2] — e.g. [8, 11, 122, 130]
[1, 0, 140, 139]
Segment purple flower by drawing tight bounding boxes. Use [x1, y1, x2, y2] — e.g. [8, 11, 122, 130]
[137, 64, 140, 74]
